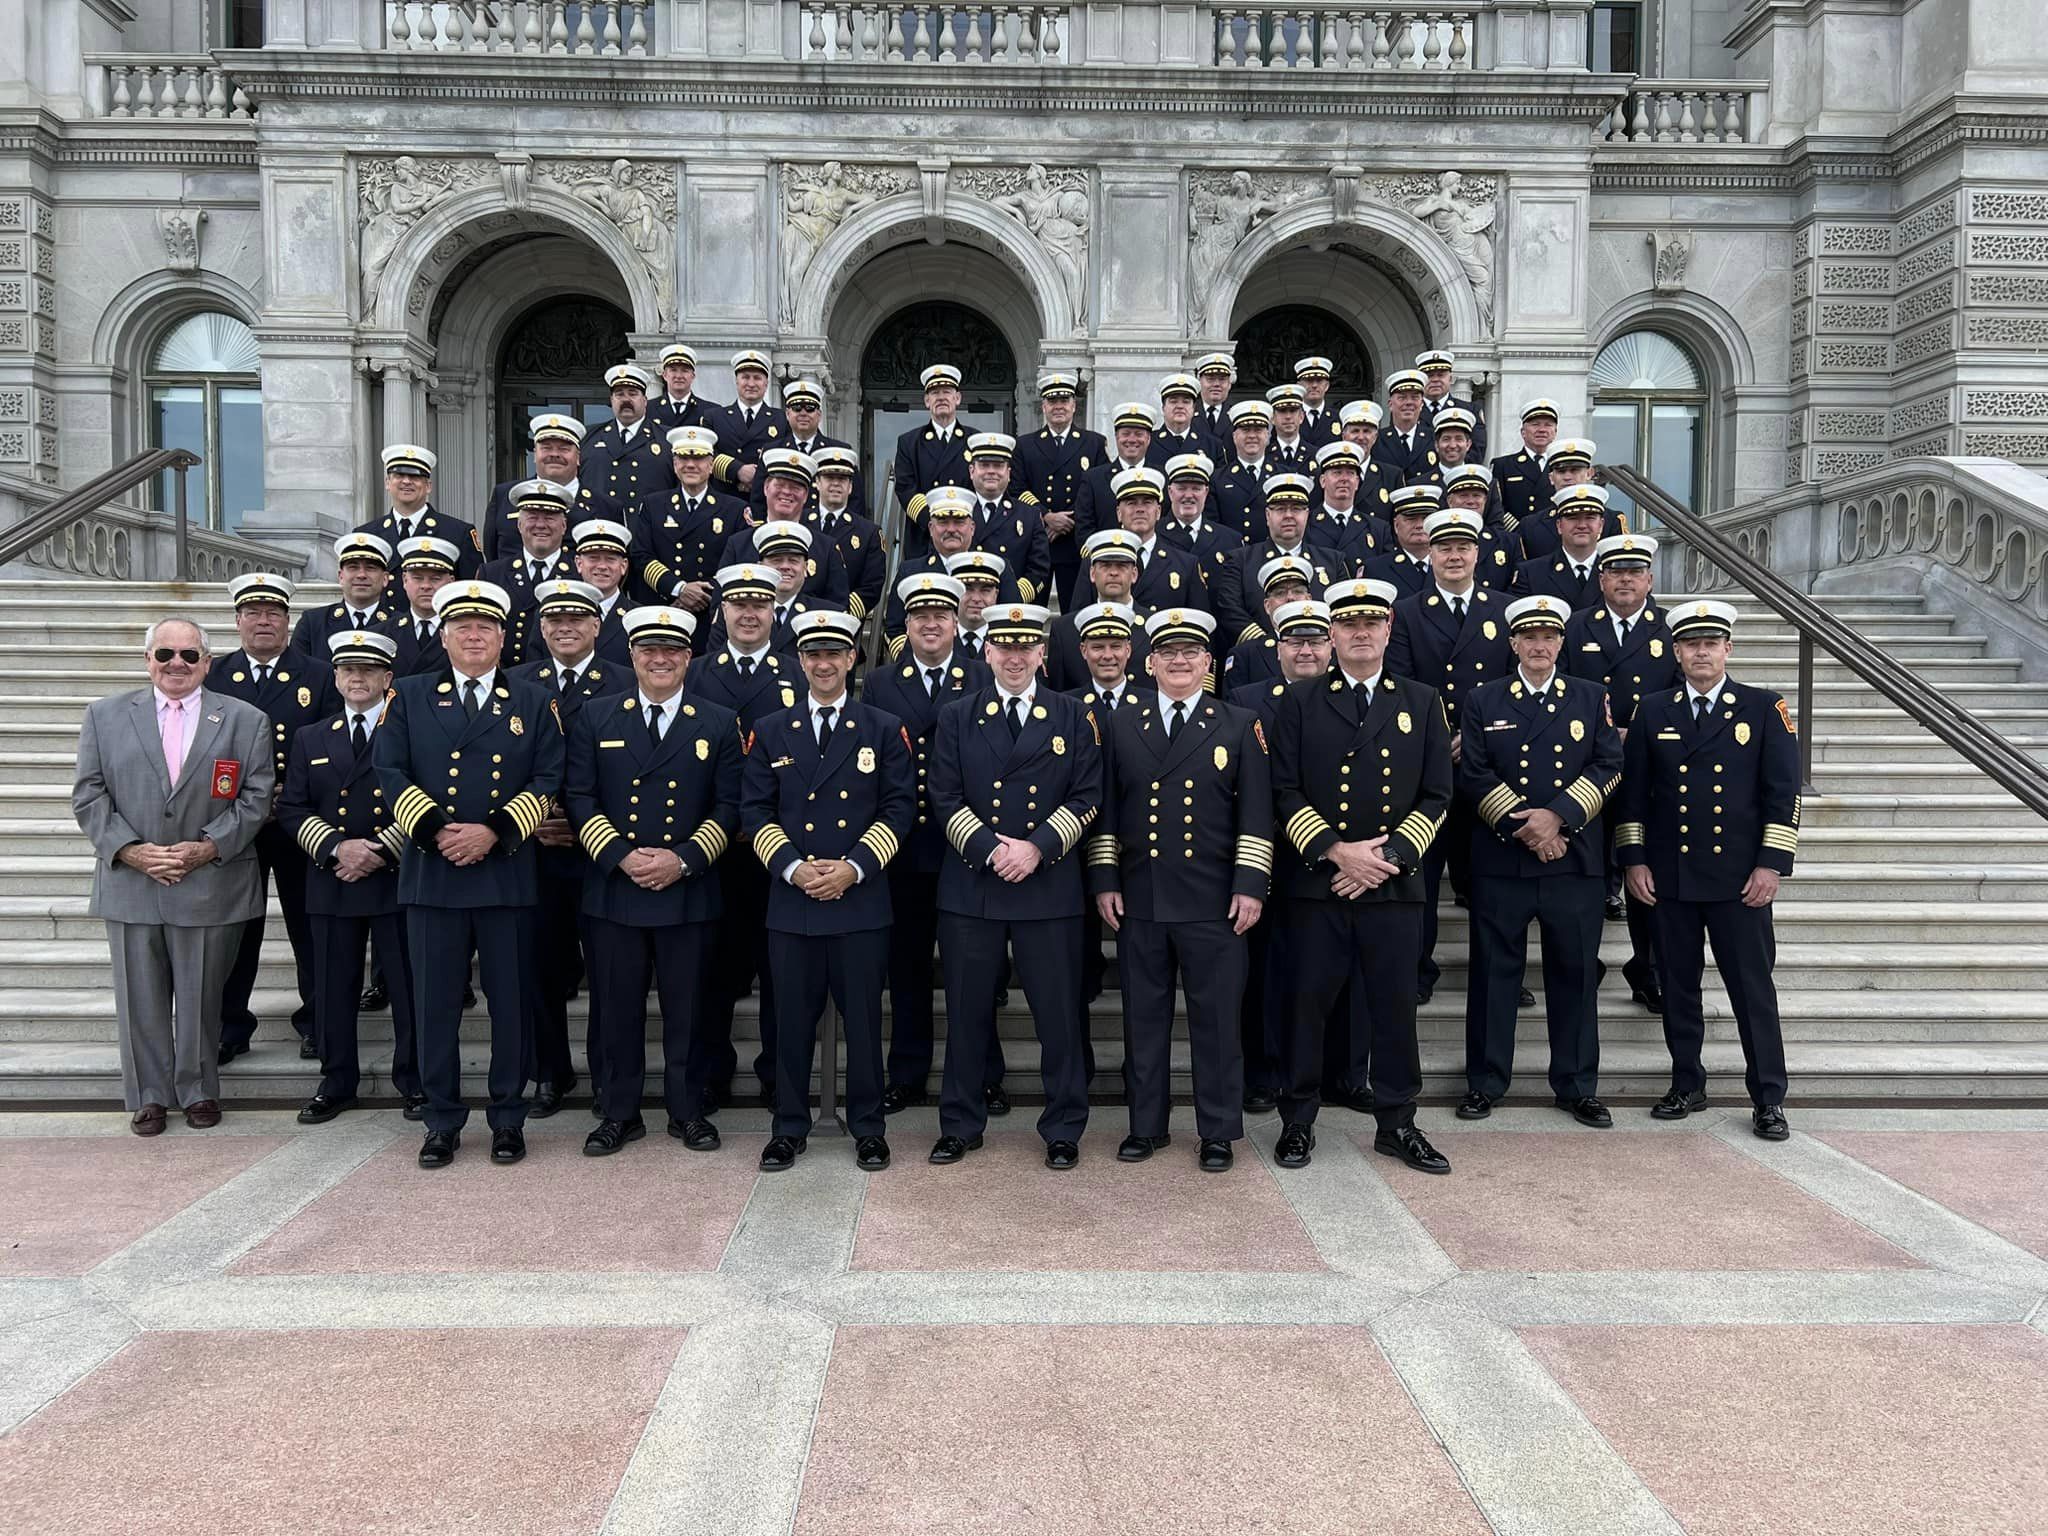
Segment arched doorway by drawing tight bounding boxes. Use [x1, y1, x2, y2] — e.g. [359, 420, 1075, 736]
[859, 300, 1017, 518]
[493, 295, 633, 484]
[1231, 303, 1374, 404]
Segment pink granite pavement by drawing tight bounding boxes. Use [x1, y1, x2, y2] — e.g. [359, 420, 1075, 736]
[1817, 1131, 2048, 1258]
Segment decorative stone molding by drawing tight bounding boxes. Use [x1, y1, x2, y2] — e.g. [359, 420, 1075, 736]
[1892, 395, 1951, 436]
[157, 208, 205, 272]
[1961, 431, 2048, 459]
[1963, 390, 2048, 421]
[1819, 223, 1892, 256]
[1649, 229, 1690, 293]
[954, 164, 1090, 328]
[1967, 191, 2048, 224]
[1893, 432, 1953, 459]
[1818, 302, 1889, 332]
[1187, 170, 1314, 331]
[1815, 340, 1888, 371]
[1968, 272, 2048, 306]
[358, 157, 495, 324]
[1895, 237, 1957, 290]
[1897, 197, 1957, 251]
[1814, 411, 1886, 439]
[1818, 263, 1891, 295]
[918, 158, 949, 243]
[779, 161, 912, 327]
[1968, 314, 2048, 347]
[1893, 282, 1953, 329]
[1893, 320, 1954, 370]
[1965, 231, 2048, 266]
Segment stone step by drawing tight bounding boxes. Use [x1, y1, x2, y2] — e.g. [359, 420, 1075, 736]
[1766, 862, 2048, 900]
[1794, 794, 2037, 828]
[6, 1037, 2046, 1107]
[1810, 736, 2048, 767]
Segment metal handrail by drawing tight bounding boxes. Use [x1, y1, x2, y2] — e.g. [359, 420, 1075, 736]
[1601, 463, 2048, 824]
[0, 448, 202, 580]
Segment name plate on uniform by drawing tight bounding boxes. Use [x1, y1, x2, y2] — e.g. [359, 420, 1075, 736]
[599, 739, 627, 748]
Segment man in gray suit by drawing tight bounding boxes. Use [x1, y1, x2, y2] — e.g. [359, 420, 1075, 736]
[72, 617, 274, 1134]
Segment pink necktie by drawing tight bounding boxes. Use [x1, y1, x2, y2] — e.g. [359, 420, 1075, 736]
[160, 697, 187, 785]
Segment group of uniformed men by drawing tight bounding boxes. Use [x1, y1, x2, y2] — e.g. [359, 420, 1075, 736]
[202, 340, 1803, 1173]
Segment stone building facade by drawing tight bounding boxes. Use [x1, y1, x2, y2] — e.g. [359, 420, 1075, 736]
[1, 0, 2044, 575]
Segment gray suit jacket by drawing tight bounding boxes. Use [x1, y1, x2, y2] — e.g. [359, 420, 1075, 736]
[72, 686, 274, 927]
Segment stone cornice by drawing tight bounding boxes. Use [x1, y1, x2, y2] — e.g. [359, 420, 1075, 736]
[1590, 154, 1792, 193]
[218, 50, 1629, 124]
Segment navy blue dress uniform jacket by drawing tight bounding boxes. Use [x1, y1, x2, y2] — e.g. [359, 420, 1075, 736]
[648, 393, 719, 438]
[715, 524, 852, 609]
[929, 686, 1105, 922]
[1073, 681, 1150, 716]
[1490, 448, 1550, 530]
[278, 706, 408, 918]
[521, 599, 632, 675]
[1307, 508, 1388, 567]
[1271, 671, 1454, 904]
[290, 602, 403, 659]
[861, 655, 992, 872]
[211, 648, 341, 787]
[1231, 677, 1292, 734]
[1224, 634, 1281, 688]
[687, 646, 805, 725]
[1209, 458, 1272, 539]
[1013, 426, 1106, 518]
[580, 420, 669, 509]
[1072, 459, 1153, 547]
[1615, 679, 1802, 903]
[355, 507, 484, 580]
[479, 551, 573, 668]
[894, 419, 980, 555]
[709, 401, 789, 489]
[882, 556, 1022, 652]
[1561, 603, 1681, 728]
[743, 434, 869, 522]
[1421, 395, 1487, 460]
[1085, 695, 1273, 922]
[808, 509, 888, 621]
[1371, 425, 1434, 482]
[1458, 673, 1624, 881]
[1387, 585, 1515, 733]
[1513, 552, 1602, 610]
[969, 497, 1053, 606]
[740, 699, 916, 936]
[630, 486, 746, 602]
[508, 653, 629, 878]
[480, 481, 594, 565]
[1213, 540, 1349, 651]
[391, 620, 449, 678]
[565, 690, 744, 926]
[1144, 427, 1208, 469]
[1362, 548, 1434, 599]
[1127, 539, 1210, 616]
[1158, 515, 1243, 584]
[374, 668, 566, 909]
[1045, 616, 1150, 696]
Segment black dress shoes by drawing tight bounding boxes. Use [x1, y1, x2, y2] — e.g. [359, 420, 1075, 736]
[216, 1040, 247, 1066]
[418, 1130, 458, 1169]
[298, 1035, 319, 1059]
[1456, 1091, 1493, 1120]
[669, 1117, 721, 1150]
[1518, 987, 1536, 1009]
[1416, 985, 1434, 1006]
[491, 1127, 525, 1164]
[760, 1135, 807, 1171]
[461, 982, 477, 1009]
[1752, 1105, 1791, 1141]
[1198, 1139, 1234, 1172]
[1325, 1082, 1374, 1115]
[296, 1094, 353, 1125]
[1558, 1096, 1613, 1128]
[359, 978, 389, 1012]
[1651, 1088, 1709, 1120]
[983, 1084, 1011, 1117]
[1631, 982, 1665, 1016]
[584, 1118, 646, 1156]
[855, 1135, 891, 1171]
[1242, 1088, 1278, 1113]
[880, 1084, 925, 1115]
[1274, 1123, 1316, 1167]
[402, 1094, 428, 1121]
[531, 1079, 573, 1119]
[1117, 1133, 1169, 1162]
[1044, 1140, 1080, 1170]
[928, 1133, 984, 1164]
[1374, 1124, 1452, 1174]
[1604, 894, 1627, 921]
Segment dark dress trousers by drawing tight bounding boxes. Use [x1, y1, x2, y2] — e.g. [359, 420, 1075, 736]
[212, 649, 338, 1051]
[1458, 673, 1623, 1102]
[375, 667, 564, 1135]
[741, 697, 916, 1140]
[277, 708, 420, 1103]
[861, 655, 993, 1093]
[565, 690, 743, 1124]
[1087, 695, 1272, 1143]
[928, 685, 1104, 1145]
[1271, 670, 1453, 1131]
[1617, 678, 1801, 1108]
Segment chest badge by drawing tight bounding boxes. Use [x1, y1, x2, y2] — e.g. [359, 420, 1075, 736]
[509, 715, 525, 735]
[298, 685, 313, 708]
[1482, 620, 1497, 640]
[1397, 710, 1413, 734]
[1213, 744, 1229, 770]
[781, 685, 797, 707]
[1735, 721, 1752, 745]
[1649, 638, 1664, 657]
[858, 746, 876, 773]
[850, 534, 861, 549]
[1570, 718, 1585, 741]
[1052, 735, 1066, 755]
[697, 737, 710, 760]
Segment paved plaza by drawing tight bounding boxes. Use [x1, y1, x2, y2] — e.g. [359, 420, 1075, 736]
[3, 1104, 2046, 1534]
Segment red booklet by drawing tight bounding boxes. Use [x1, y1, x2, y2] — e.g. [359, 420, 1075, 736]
[210, 759, 241, 799]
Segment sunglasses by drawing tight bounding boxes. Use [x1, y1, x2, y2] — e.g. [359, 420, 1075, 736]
[153, 647, 203, 664]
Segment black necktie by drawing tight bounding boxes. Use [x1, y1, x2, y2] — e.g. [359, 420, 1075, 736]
[528, 561, 543, 585]
[816, 704, 835, 749]
[1005, 696, 1023, 739]
[647, 702, 665, 743]
[1574, 564, 1590, 583]
[745, 408, 756, 426]
[1619, 618, 1632, 644]
[462, 678, 481, 719]
[1451, 596, 1467, 625]
[1166, 700, 1186, 740]
[560, 668, 577, 695]
[351, 713, 367, 755]
[685, 498, 699, 517]
[926, 666, 943, 698]
[254, 663, 271, 686]
[352, 611, 369, 628]
[1694, 695, 1712, 728]
[966, 633, 981, 658]
[737, 654, 756, 679]
[417, 621, 431, 644]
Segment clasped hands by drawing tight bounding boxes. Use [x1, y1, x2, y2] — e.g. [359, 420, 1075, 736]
[331, 838, 388, 883]
[1328, 837, 1401, 900]
[1510, 806, 1568, 863]
[990, 834, 1044, 884]
[793, 856, 858, 901]
[118, 838, 218, 886]
[620, 847, 685, 891]
[435, 822, 499, 866]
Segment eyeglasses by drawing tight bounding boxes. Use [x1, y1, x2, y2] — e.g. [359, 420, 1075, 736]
[152, 648, 203, 664]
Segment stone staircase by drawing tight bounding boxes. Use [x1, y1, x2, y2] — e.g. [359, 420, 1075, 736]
[3, 578, 2046, 1107]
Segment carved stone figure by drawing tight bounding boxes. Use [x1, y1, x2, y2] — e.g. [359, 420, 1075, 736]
[552, 158, 677, 329]
[1406, 170, 1495, 328]
[358, 157, 444, 325]
[983, 163, 1090, 329]
[1187, 170, 1295, 333]
[782, 162, 880, 327]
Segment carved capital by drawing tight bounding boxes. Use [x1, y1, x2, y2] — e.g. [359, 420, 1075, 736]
[496, 151, 533, 213]
[157, 208, 205, 273]
[918, 158, 950, 246]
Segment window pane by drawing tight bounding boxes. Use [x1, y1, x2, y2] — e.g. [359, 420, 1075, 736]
[153, 312, 260, 374]
[151, 386, 206, 520]
[218, 388, 266, 534]
[1649, 403, 1701, 513]
[1590, 403, 1641, 522]
[1589, 4, 1639, 73]
[1590, 332, 1701, 393]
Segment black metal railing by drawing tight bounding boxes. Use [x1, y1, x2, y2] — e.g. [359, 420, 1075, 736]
[0, 448, 202, 580]
[1602, 463, 2048, 824]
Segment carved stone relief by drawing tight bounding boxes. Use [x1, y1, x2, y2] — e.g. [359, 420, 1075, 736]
[779, 161, 912, 327]
[532, 158, 677, 328]
[954, 164, 1090, 329]
[1649, 229, 1690, 293]
[158, 209, 205, 273]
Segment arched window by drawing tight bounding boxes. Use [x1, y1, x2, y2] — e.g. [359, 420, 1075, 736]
[147, 312, 263, 532]
[1589, 331, 1704, 523]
